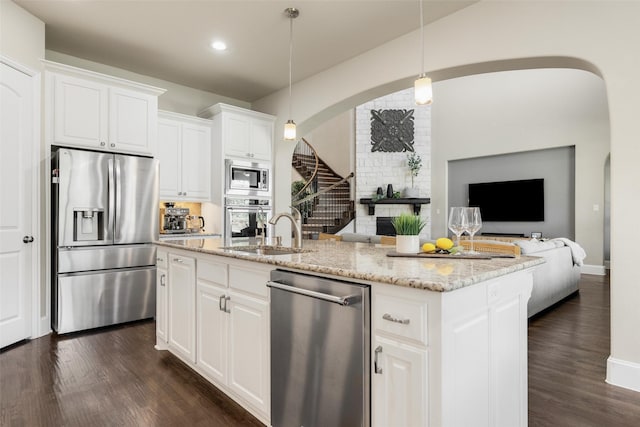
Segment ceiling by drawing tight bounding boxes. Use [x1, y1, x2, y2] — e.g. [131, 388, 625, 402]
[16, 0, 476, 103]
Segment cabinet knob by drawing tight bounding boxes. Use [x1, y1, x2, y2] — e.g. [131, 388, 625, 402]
[110, 143, 116, 148]
[100, 141, 106, 147]
[173, 258, 183, 263]
[160, 274, 166, 286]
[23, 235, 34, 243]
[183, 192, 187, 196]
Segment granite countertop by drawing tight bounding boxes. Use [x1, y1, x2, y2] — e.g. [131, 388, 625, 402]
[155, 238, 545, 292]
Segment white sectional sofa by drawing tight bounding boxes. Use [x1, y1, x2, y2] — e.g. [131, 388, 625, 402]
[515, 240, 582, 317]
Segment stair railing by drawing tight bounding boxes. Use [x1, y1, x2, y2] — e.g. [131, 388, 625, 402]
[292, 138, 319, 201]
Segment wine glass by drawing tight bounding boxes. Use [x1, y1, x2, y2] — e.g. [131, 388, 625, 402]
[448, 207, 467, 249]
[464, 207, 482, 254]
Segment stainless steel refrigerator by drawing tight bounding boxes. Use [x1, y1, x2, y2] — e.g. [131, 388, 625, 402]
[51, 147, 158, 334]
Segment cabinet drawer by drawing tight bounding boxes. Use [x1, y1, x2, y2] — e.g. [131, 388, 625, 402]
[228, 265, 270, 299]
[156, 250, 168, 269]
[374, 293, 428, 345]
[197, 258, 228, 287]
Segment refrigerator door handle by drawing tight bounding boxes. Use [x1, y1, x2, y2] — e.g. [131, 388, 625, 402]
[107, 158, 115, 240]
[114, 157, 122, 241]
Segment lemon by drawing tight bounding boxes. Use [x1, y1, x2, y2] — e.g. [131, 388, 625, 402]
[436, 237, 454, 250]
[422, 242, 436, 253]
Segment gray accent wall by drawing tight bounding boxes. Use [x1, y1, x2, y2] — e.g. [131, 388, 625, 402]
[448, 146, 575, 239]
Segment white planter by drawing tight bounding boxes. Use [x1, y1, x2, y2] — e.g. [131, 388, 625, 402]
[396, 235, 420, 254]
[403, 188, 420, 198]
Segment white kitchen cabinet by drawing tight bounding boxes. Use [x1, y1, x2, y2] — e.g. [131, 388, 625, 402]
[155, 250, 168, 347]
[158, 111, 212, 201]
[168, 253, 196, 364]
[199, 103, 275, 162]
[227, 291, 270, 413]
[194, 254, 271, 420]
[196, 258, 229, 384]
[44, 61, 164, 156]
[372, 335, 428, 427]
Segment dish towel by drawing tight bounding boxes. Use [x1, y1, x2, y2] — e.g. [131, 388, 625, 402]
[551, 238, 587, 266]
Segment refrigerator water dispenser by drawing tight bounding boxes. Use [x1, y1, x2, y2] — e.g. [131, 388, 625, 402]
[73, 208, 104, 241]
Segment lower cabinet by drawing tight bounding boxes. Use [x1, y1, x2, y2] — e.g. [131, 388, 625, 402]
[168, 253, 196, 364]
[157, 248, 271, 424]
[155, 250, 168, 346]
[372, 335, 428, 427]
[226, 290, 269, 413]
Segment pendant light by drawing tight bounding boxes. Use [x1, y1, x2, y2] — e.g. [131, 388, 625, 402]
[284, 7, 299, 141]
[414, 0, 433, 105]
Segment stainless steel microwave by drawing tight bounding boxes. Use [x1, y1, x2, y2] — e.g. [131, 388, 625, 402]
[225, 159, 271, 197]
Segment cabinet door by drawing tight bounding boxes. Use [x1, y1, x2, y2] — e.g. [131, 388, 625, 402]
[372, 336, 428, 427]
[249, 119, 272, 161]
[53, 73, 108, 149]
[181, 123, 212, 200]
[197, 282, 228, 384]
[227, 292, 270, 416]
[109, 87, 156, 155]
[157, 119, 182, 199]
[224, 113, 251, 159]
[156, 267, 168, 344]
[168, 254, 196, 363]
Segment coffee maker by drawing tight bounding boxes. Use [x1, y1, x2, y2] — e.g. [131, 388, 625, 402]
[161, 203, 189, 234]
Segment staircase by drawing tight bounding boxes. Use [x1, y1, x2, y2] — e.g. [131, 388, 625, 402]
[292, 138, 355, 239]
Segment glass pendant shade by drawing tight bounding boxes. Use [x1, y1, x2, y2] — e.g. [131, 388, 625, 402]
[415, 74, 433, 105]
[284, 119, 297, 140]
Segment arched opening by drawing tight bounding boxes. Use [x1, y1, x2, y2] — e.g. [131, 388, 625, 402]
[289, 60, 610, 272]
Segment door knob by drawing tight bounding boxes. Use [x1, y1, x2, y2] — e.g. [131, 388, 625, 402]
[23, 236, 34, 243]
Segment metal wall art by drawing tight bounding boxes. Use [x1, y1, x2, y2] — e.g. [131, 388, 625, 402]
[370, 109, 415, 152]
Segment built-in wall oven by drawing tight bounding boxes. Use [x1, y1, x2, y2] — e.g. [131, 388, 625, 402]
[224, 198, 272, 245]
[225, 159, 271, 197]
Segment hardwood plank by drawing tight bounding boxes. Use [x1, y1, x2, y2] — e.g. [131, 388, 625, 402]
[0, 321, 264, 427]
[528, 273, 640, 426]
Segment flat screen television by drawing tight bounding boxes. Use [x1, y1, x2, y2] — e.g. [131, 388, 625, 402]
[468, 178, 544, 222]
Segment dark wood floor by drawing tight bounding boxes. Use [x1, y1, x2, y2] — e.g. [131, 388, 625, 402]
[0, 321, 264, 427]
[528, 273, 640, 426]
[2, 273, 639, 426]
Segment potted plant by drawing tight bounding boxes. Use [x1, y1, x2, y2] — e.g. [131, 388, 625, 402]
[404, 152, 422, 198]
[392, 212, 426, 253]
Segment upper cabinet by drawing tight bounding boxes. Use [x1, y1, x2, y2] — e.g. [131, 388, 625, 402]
[199, 103, 275, 162]
[158, 111, 213, 201]
[44, 60, 165, 156]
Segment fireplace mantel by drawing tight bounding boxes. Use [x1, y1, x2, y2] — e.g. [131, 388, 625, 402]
[359, 197, 431, 215]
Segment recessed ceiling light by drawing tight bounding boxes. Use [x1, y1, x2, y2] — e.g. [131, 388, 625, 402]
[211, 41, 227, 51]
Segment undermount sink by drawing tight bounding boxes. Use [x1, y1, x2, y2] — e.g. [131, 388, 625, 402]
[220, 245, 313, 256]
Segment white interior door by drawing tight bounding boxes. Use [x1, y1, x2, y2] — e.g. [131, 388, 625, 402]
[0, 61, 34, 348]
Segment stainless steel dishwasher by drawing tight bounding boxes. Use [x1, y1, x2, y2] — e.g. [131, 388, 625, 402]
[268, 270, 370, 427]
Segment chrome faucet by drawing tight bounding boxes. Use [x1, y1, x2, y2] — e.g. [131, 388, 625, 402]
[269, 207, 302, 248]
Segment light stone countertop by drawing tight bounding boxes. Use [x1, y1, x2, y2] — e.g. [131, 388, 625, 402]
[155, 238, 545, 292]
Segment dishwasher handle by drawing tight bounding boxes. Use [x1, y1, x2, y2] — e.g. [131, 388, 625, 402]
[267, 280, 361, 306]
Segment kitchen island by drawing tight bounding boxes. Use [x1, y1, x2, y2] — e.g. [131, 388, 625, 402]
[155, 238, 544, 427]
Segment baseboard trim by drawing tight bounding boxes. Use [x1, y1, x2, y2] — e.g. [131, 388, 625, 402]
[607, 356, 640, 393]
[581, 264, 606, 275]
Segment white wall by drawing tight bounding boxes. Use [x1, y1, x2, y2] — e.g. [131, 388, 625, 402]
[355, 88, 431, 238]
[302, 109, 354, 178]
[0, 0, 45, 71]
[45, 50, 249, 116]
[434, 68, 609, 265]
[253, 1, 640, 389]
